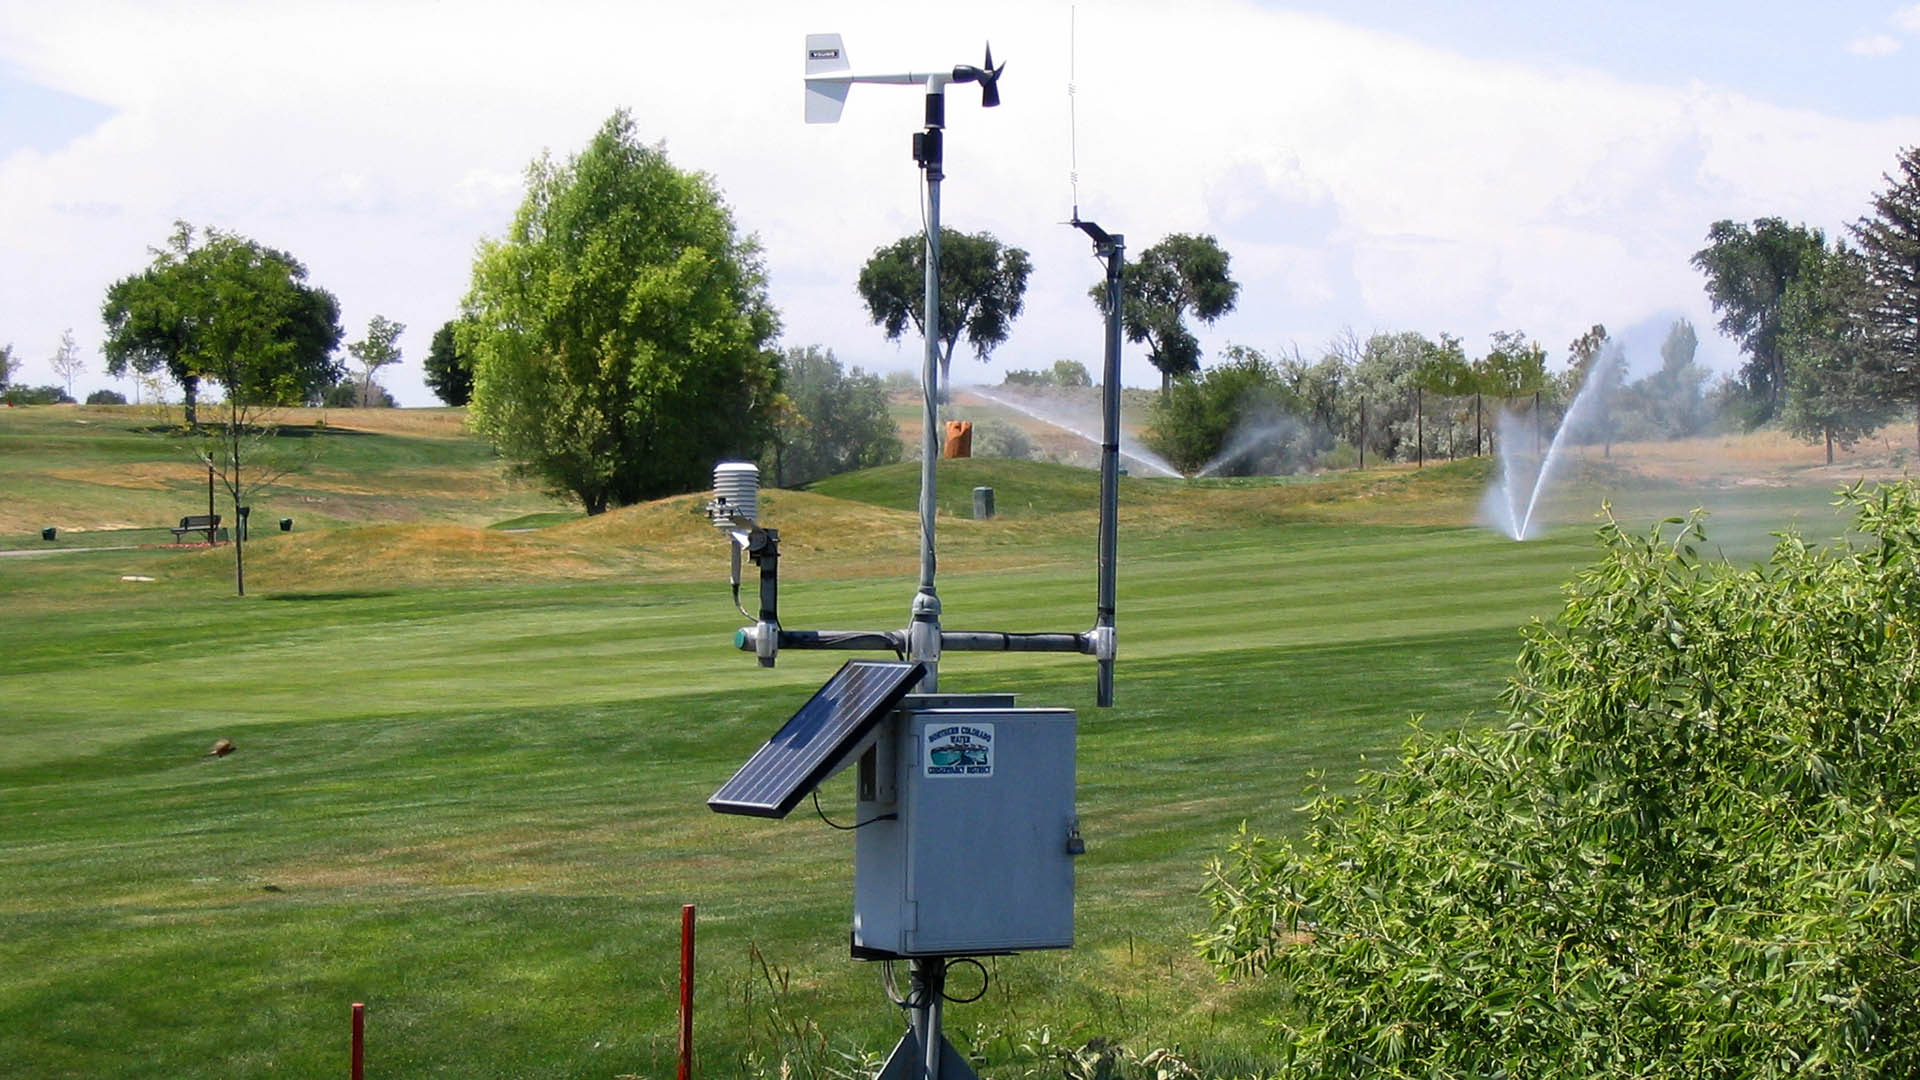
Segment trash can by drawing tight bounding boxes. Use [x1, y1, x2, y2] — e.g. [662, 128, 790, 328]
[944, 420, 973, 459]
[279, 518, 293, 532]
[973, 486, 995, 520]
[41, 527, 56, 541]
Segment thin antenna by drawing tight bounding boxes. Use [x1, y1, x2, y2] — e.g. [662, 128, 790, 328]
[1068, 6, 1080, 219]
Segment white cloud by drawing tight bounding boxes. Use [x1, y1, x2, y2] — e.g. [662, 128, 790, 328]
[1896, 4, 1920, 33]
[0, 0, 1915, 404]
[1848, 33, 1903, 56]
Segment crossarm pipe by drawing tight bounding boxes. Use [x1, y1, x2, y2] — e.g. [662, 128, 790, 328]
[735, 627, 909, 654]
[734, 627, 1107, 657]
[939, 630, 1093, 654]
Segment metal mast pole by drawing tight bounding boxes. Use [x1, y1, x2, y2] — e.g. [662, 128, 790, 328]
[909, 78, 950, 694]
[1091, 229, 1123, 708]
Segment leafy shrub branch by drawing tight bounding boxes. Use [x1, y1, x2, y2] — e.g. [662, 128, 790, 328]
[1203, 485, 1920, 1077]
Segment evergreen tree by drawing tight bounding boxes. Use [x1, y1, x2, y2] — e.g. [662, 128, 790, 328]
[1780, 243, 1896, 463]
[1850, 146, 1920, 452]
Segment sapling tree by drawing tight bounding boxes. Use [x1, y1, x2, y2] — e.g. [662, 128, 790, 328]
[48, 329, 84, 400]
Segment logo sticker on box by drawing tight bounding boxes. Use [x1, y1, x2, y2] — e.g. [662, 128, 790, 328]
[924, 723, 993, 778]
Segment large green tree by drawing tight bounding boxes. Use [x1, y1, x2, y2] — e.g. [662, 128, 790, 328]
[1851, 145, 1920, 452]
[101, 222, 342, 424]
[767, 346, 900, 487]
[0, 343, 17, 387]
[462, 111, 780, 514]
[1780, 242, 1896, 463]
[1691, 217, 1827, 425]
[855, 228, 1031, 400]
[423, 319, 474, 406]
[1092, 233, 1239, 395]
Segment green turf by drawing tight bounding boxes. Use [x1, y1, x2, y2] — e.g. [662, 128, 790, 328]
[0, 410, 1867, 1078]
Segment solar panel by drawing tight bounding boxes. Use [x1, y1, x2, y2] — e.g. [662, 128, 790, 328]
[709, 659, 926, 818]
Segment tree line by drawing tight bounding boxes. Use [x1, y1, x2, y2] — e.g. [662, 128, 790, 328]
[66, 108, 1920, 521]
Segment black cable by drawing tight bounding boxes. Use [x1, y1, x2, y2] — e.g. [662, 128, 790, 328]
[811, 789, 897, 831]
[941, 957, 989, 1004]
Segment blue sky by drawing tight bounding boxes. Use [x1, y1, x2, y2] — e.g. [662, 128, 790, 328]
[1280, 0, 1920, 121]
[2, 0, 1917, 405]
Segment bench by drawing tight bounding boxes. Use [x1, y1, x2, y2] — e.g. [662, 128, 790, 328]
[171, 514, 222, 543]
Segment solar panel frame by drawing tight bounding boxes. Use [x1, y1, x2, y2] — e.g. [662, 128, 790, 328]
[708, 659, 926, 818]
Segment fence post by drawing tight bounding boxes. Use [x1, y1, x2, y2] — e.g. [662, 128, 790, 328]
[679, 904, 696, 1080]
[350, 1002, 364, 1080]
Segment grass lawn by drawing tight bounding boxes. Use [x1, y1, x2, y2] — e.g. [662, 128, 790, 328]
[0, 404, 1869, 1078]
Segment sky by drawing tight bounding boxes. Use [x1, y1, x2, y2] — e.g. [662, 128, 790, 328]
[2, 0, 1918, 407]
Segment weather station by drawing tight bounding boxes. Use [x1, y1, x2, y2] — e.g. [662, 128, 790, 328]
[700, 32, 1130, 1080]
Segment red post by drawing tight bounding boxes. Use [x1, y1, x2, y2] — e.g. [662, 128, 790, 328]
[350, 1002, 365, 1080]
[678, 905, 696, 1080]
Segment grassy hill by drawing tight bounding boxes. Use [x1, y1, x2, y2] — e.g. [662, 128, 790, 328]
[0, 402, 1882, 1078]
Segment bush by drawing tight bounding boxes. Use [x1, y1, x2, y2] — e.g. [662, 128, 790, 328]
[1202, 486, 1920, 1077]
[2, 384, 73, 405]
[970, 418, 1033, 460]
[85, 389, 128, 405]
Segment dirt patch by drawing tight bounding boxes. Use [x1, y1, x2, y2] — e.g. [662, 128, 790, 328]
[46, 462, 204, 490]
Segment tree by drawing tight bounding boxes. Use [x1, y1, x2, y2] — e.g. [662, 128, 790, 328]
[1091, 233, 1239, 395]
[1348, 331, 1437, 463]
[1780, 243, 1895, 463]
[767, 346, 900, 487]
[1145, 346, 1306, 476]
[85, 389, 127, 405]
[1413, 334, 1475, 460]
[1476, 331, 1550, 456]
[48, 329, 84, 400]
[423, 319, 474, 406]
[1050, 358, 1092, 388]
[102, 222, 342, 426]
[346, 315, 403, 408]
[1204, 490, 1920, 1075]
[1563, 324, 1626, 456]
[1691, 217, 1826, 425]
[1476, 331, 1548, 400]
[1851, 145, 1920, 452]
[463, 110, 779, 515]
[0, 343, 18, 387]
[856, 228, 1031, 400]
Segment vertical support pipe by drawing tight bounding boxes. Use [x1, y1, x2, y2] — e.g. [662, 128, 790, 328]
[911, 82, 948, 693]
[907, 958, 948, 1080]
[678, 904, 695, 1080]
[350, 1002, 365, 1080]
[1359, 397, 1366, 470]
[1094, 233, 1123, 709]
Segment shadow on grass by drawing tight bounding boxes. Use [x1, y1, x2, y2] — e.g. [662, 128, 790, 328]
[263, 590, 398, 602]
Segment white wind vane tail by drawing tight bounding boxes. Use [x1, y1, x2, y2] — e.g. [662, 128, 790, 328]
[804, 34, 852, 123]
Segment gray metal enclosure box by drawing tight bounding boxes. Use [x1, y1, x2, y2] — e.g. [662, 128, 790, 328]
[852, 704, 1077, 956]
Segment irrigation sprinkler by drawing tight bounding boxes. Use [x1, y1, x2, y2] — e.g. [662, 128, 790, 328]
[698, 34, 1129, 1080]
